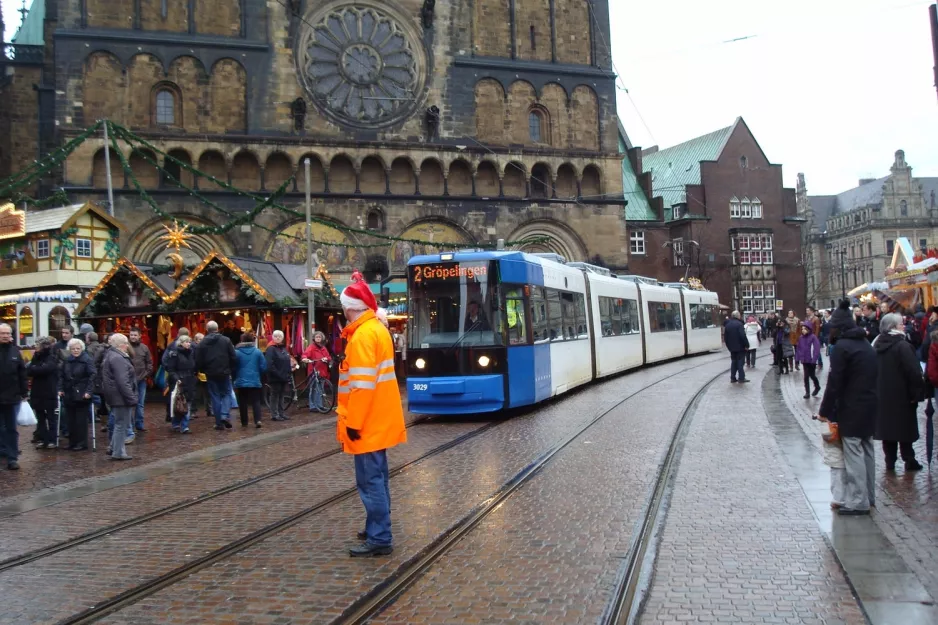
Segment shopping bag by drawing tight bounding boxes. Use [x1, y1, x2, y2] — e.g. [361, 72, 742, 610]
[153, 365, 166, 390]
[17, 401, 37, 427]
[230, 386, 239, 409]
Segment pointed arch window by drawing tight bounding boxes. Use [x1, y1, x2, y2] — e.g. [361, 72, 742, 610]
[751, 197, 762, 219]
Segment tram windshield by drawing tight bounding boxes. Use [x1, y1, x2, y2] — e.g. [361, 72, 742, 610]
[408, 261, 503, 349]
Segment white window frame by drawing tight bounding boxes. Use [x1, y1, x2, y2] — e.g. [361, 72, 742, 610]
[741, 284, 752, 298]
[738, 250, 750, 264]
[754, 299, 765, 313]
[741, 197, 752, 218]
[743, 298, 753, 313]
[752, 198, 762, 219]
[762, 250, 773, 264]
[738, 235, 750, 250]
[36, 239, 50, 259]
[764, 283, 776, 298]
[672, 238, 684, 266]
[76, 238, 92, 258]
[760, 234, 772, 250]
[764, 298, 775, 312]
[751, 236, 761, 250]
[730, 197, 740, 218]
[752, 284, 764, 298]
[629, 231, 646, 255]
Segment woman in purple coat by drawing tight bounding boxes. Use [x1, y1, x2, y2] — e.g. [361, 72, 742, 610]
[796, 320, 822, 398]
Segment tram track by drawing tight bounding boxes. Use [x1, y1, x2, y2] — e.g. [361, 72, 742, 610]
[332, 363, 726, 625]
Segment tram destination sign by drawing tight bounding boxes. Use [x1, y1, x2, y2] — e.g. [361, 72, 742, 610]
[412, 262, 488, 283]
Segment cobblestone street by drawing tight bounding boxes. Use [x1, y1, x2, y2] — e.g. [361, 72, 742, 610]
[1, 350, 936, 624]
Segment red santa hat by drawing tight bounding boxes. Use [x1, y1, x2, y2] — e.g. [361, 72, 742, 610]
[340, 271, 378, 312]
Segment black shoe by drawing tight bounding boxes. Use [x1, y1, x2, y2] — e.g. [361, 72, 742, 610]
[241, 422, 248, 428]
[255, 422, 262, 428]
[349, 542, 393, 557]
[357, 530, 367, 540]
[136, 427, 147, 432]
[812, 387, 821, 397]
[837, 508, 870, 516]
[72, 445, 88, 451]
[738, 379, 749, 383]
[906, 460, 924, 471]
[803, 393, 810, 399]
[166, 416, 172, 423]
[730, 379, 737, 384]
[8, 460, 19, 470]
[223, 421, 232, 429]
[281, 416, 291, 421]
[106, 449, 112, 456]
[214, 425, 224, 431]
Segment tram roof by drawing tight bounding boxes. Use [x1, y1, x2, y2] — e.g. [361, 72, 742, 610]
[408, 250, 539, 265]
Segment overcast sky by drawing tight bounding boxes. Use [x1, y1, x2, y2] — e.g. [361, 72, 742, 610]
[610, 0, 938, 193]
[4, 1, 936, 193]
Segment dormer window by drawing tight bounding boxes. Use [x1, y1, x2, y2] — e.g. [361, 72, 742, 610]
[730, 196, 740, 218]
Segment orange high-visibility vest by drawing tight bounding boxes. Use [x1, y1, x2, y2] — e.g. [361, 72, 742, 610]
[336, 309, 406, 454]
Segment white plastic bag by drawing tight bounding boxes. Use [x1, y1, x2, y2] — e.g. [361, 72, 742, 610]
[17, 401, 37, 427]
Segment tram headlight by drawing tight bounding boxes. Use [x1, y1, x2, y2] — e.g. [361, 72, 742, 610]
[477, 355, 491, 368]
[415, 358, 427, 370]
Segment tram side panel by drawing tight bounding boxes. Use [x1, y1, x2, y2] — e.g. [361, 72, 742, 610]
[640, 284, 686, 364]
[588, 275, 644, 378]
[684, 291, 723, 354]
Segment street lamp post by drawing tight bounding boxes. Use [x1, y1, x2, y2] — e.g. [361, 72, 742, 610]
[840, 249, 847, 301]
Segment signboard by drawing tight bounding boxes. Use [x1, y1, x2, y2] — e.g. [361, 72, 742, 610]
[0, 203, 26, 240]
[304, 278, 323, 289]
[775, 299, 784, 310]
[411, 263, 488, 283]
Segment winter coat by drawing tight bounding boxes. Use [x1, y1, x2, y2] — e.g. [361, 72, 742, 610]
[795, 326, 821, 364]
[101, 347, 138, 408]
[723, 318, 749, 353]
[303, 343, 332, 378]
[264, 343, 293, 383]
[86, 340, 107, 394]
[337, 309, 406, 455]
[744, 322, 761, 347]
[233, 342, 267, 389]
[0, 341, 27, 405]
[195, 332, 237, 380]
[128, 340, 154, 382]
[859, 314, 880, 344]
[786, 316, 800, 345]
[920, 320, 938, 361]
[164, 345, 198, 402]
[26, 347, 60, 406]
[819, 319, 831, 344]
[875, 332, 924, 443]
[58, 351, 96, 405]
[819, 327, 879, 438]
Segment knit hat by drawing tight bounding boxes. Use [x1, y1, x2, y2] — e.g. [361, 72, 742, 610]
[340, 271, 378, 312]
[79, 323, 94, 335]
[829, 299, 855, 332]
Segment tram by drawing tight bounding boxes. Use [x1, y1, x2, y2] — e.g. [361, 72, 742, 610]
[405, 250, 722, 415]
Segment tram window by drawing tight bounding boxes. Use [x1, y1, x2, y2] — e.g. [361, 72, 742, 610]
[545, 289, 563, 342]
[529, 286, 549, 343]
[560, 292, 578, 340]
[649, 301, 682, 333]
[623, 299, 639, 334]
[574, 293, 588, 338]
[504, 288, 528, 345]
[689, 303, 718, 329]
[599, 297, 613, 336]
[598, 296, 640, 337]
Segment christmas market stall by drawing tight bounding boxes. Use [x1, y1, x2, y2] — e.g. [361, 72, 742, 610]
[873, 237, 938, 310]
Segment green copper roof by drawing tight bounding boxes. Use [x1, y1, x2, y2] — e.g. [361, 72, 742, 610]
[641, 122, 736, 220]
[12, 0, 45, 46]
[619, 131, 657, 221]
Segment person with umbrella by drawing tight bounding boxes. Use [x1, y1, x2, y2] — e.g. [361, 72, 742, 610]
[878, 313, 925, 472]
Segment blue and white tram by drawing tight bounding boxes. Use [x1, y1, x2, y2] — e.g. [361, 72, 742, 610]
[405, 250, 722, 415]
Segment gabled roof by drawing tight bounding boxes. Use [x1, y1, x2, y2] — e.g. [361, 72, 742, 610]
[11, 0, 44, 46]
[810, 175, 938, 223]
[76, 258, 173, 314]
[641, 121, 736, 212]
[26, 202, 124, 234]
[228, 257, 300, 303]
[618, 127, 656, 221]
[164, 251, 279, 304]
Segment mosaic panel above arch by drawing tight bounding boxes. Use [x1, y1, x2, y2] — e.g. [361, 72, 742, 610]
[267, 221, 363, 273]
[388, 222, 471, 272]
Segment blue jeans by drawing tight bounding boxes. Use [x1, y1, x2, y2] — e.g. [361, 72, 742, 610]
[730, 351, 746, 381]
[207, 378, 233, 427]
[308, 377, 322, 411]
[0, 403, 19, 460]
[171, 409, 191, 431]
[354, 450, 392, 547]
[134, 380, 147, 430]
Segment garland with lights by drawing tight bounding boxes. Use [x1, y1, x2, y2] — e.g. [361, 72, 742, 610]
[52, 227, 78, 267]
[0, 121, 104, 198]
[104, 229, 121, 262]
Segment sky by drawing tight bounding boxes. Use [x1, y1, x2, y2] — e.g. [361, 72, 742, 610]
[3, 0, 936, 194]
[610, 0, 938, 193]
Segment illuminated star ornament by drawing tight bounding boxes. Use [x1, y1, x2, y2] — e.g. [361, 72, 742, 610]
[160, 221, 192, 252]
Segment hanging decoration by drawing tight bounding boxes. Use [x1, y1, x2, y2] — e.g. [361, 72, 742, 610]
[52, 227, 78, 268]
[103, 229, 121, 263]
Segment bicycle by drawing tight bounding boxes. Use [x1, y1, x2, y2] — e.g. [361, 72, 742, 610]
[264, 358, 336, 414]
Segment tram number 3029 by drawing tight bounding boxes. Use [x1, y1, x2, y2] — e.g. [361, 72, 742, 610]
[412, 383, 429, 392]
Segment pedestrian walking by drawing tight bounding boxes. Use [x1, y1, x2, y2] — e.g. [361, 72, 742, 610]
[876, 312, 925, 472]
[786, 310, 801, 370]
[744, 315, 761, 368]
[265, 330, 293, 422]
[164, 334, 197, 434]
[338, 278, 406, 557]
[161, 328, 189, 423]
[806, 306, 824, 369]
[302, 331, 332, 411]
[102, 333, 137, 461]
[27, 337, 60, 449]
[128, 327, 153, 433]
[0, 323, 27, 470]
[233, 332, 267, 428]
[195, 320, 237, 430]
[192, 332, 211, 419]
[58, 338, 95, 451]
[724, 311, 749, 383]
[819, 300, 878, 515]
[797, 321, 822, 398]
[774, 318, 792, 374]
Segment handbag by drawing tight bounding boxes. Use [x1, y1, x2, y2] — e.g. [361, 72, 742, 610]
[173, 386, 189, 416]
[17, 402, 37, 427]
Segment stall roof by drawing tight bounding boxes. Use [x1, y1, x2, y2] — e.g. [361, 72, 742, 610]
[26, 202, 124, 234]
[228, 257, 299, 303]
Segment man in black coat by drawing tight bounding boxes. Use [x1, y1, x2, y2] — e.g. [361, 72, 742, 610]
[874, 313, 925, 472]
[195, 320, 237, 430]
[819, 301, 878, 515]
[724, 311, 750, 384]
[264, 330, 293, 422]
[0, 323, 28, 469]
[27, 337, 61, 449]
[860, 302, 880, 344]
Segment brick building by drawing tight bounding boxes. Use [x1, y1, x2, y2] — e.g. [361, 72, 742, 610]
[0, 0, 628, 280]
[622, 118, 806, 315]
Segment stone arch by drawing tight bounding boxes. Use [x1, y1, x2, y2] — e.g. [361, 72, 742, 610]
[141, 0, 189, 32]
[390, 157, 416, 195]
[581, 164, 602, 199]
[508, 80, 538, 144]
[475, 160, 500, 197]
[571, 85, 600, 150]
[555, 0, 591, 64]
[265, 152, 293, 191]
[195, 0, 241, 36]
[87, 0, 134, 28]
[208, 59, 247, 133]
[503, 162, 526, 198]
[360, 156, 387, 194]
[388, 219, 475, 271]
[197, 150, 228, 190]
[127, 53, 165, 129]
[530, 162, 553, 199]
[129, 149, 160, 189]
[296, 153, 326, 193]
[166, 55, 209, 132]
[329, 155, 357, 194]
[556, 163, 578, 199]
[473, 0, 511, 57]
[83, 52, 125, 125]
[447, 159, 473, 196]
[508, 218, 588, 261]
[474, 79, 506, 145]
[232, 151, 261, 191]
[540, 83, 569, 148]
[419, 158, 444, 195]
[162, 148, 194, 188]
[129, 215, 235, 264]
[92, 148, 125, 189]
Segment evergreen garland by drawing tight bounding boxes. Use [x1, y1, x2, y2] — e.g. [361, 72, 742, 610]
[52, 227, 78, 267]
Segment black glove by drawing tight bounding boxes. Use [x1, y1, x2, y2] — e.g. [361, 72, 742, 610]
[346, 427, 361, 441]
